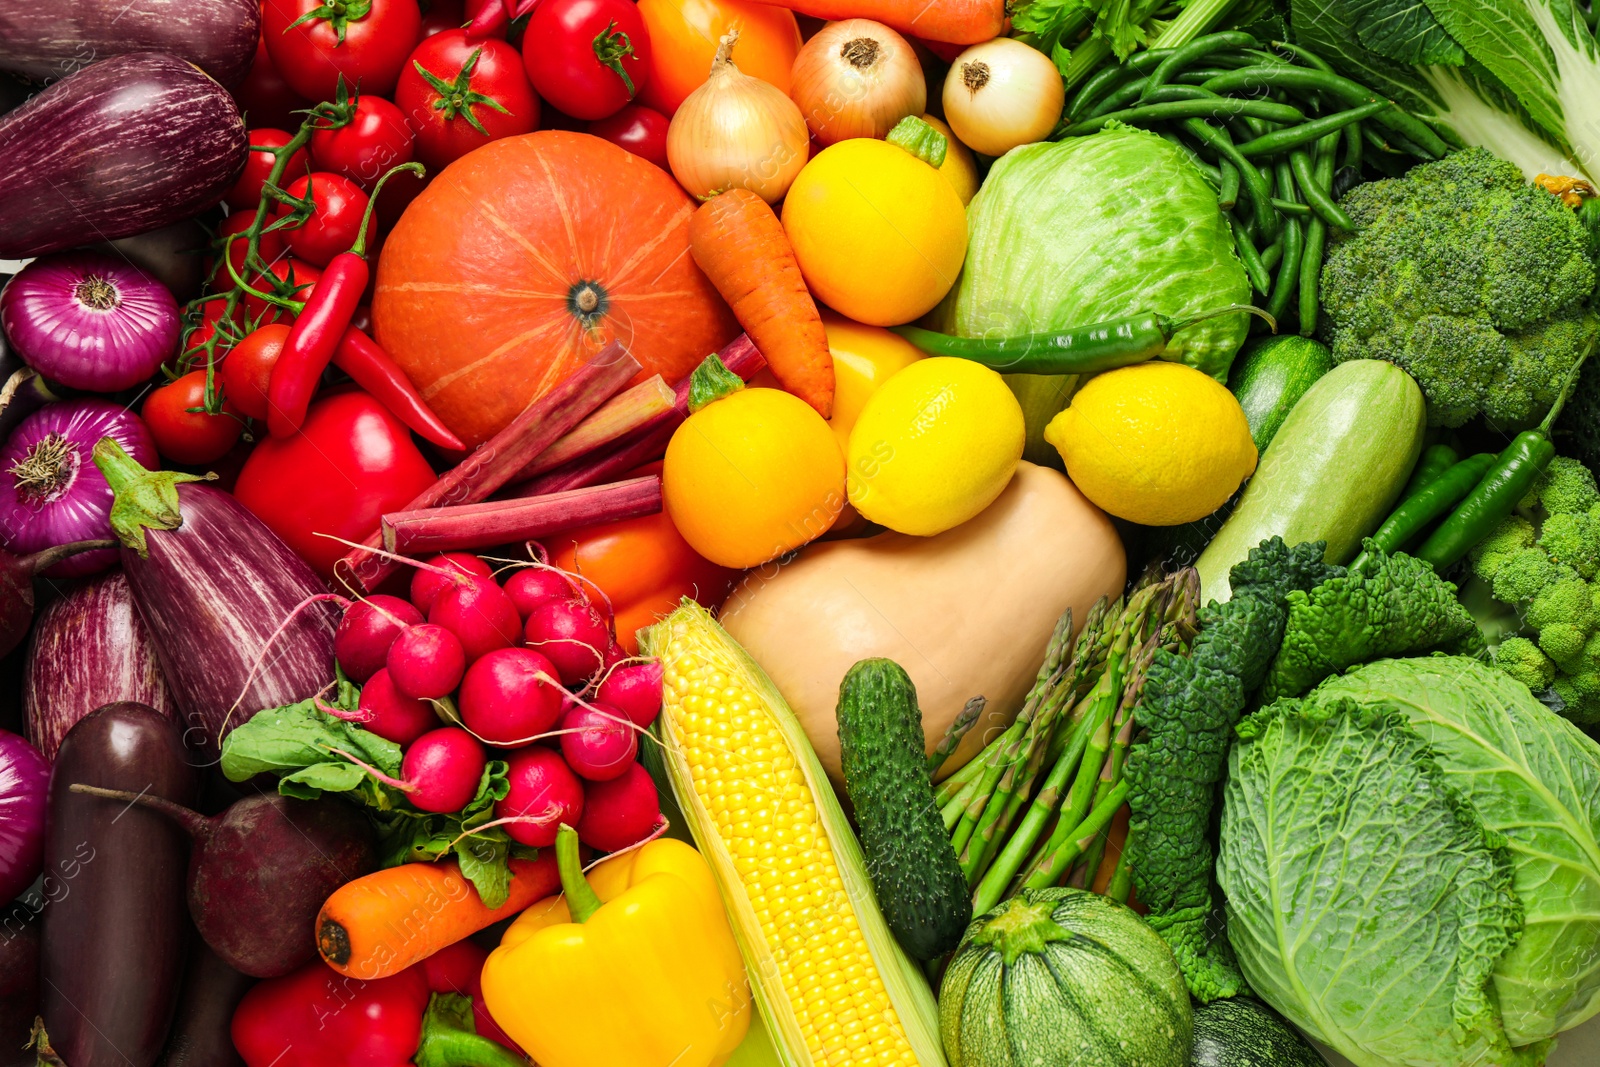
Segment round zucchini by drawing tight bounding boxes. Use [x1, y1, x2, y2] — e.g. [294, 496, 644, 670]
[1227, 336, 1334, 454]
[1195, 359, 1424, 602]
[1191, 998, 1327, 1067]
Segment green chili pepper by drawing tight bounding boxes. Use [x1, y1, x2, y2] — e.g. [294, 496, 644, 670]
[1353, 453, 1499, 566]
[1404, 444, 1461, 498]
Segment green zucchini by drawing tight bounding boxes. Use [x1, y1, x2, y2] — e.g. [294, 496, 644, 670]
[1195, 359, 1425, 602]
[835, 658, 970, 960]
[1191, 998, 1327, 1067]
[1227, 335, 1334, 454]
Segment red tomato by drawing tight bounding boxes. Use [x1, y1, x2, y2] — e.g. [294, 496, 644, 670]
[182, 301, 234, 364]
[225, 129, 311, 210]
[273, 172, 374, 267]
[311, 95, 416, 188]
[221, 324, 292, 421]
[587, 103, 669, 168]
[234, 391, 439, 576]
[211, 209, 288, 284]
[143, 371, 244, 465]
[396, 30, 539, 169]
[233, 35, 313, 129]
[244, 258, 322, 322]
[262, 0, 423, 101]
[523, 0, 650, 121]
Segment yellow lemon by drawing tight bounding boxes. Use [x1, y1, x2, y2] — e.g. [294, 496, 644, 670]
[920, 114, 979, 205]
[1044, 361, 1256, 526]
[846, 357, 1025, 536]
[781, 138, 967, 327]
[822, 309, 925, 453]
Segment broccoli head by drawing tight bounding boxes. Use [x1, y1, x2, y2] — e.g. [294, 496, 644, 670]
[1470, 516, 1537, 580]
[1537, 456, 1600, 515]
[1319, 148, 1600, 428]
[1495, 636, 1557, 691]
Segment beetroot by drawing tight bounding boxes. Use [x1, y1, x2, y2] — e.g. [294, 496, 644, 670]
[577, 761, 659, 852]
[597, 660, 663, 728]
[335, 595, 423, 682]
[523, 596, 610, 686]
[458, 647, 564, 747]
[409, 551, 493, 615]
[497, 746, 583, 848]
[430, 575, 522, 663]
[558, 702, 637, 781]
[401, 728, 485, 813]
[387, 623, 466, 699]
[357, 668, 438, 746]
[64, 787, 377, 977]
[503, 567, 578, 619]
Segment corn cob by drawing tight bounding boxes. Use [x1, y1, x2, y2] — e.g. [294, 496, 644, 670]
[641, 600, 945, 1067]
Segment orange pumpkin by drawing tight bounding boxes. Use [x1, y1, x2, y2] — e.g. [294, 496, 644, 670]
[372, 131, 739, 448]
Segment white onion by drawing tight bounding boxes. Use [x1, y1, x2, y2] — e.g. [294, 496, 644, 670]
[942, 38, 1065, 158]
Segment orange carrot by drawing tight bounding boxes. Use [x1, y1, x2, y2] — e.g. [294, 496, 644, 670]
[316, 855, 560, 980]
[746, 0, 1003, 45]
[688, 189, 835, 419]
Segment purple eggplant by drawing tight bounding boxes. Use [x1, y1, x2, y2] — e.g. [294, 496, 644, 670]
[24, 570, 178, 760]
[0, 917, 38, 1067]
[0, 53, 247, 259]
[157, 941, 251, 1067]
[0, 539, 115, 658]
[39, 703, 198, 1067]
[93, 439, 337, 757]
[0, 0, 258, 87]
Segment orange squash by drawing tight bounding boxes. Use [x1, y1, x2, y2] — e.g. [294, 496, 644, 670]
[372, 131, 739, 448]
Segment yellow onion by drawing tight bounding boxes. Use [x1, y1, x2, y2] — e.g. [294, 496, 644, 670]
[667, 30, 810, 204]
[789, 19, 926, 146]
[942, 38, 1065, 157]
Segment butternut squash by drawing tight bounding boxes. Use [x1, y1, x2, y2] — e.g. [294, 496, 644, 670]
[720, 462, 1125, 783]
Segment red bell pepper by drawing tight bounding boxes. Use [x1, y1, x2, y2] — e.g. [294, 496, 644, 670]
[232, 942, 524, 1067]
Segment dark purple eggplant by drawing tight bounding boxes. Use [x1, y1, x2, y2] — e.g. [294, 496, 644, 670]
[157, 941, 251, 1067]
[0, 0, 258, 87]
[39, 703, 197, 1067]
[66, 787, 377, 977]
[0, 540, 115, 658]
[93, 439, 337, 756]
[0, 53, 247, 259]
[24, 570, 178, 760]
[0, 914, 37, 1067]
[96, 218, 213, 303]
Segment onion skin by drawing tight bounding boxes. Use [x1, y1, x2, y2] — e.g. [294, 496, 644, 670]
[942, 38, 1065, 158]
[0, 400, 158, 577]
[0, 53, 247, 259]
[0, 0, 258, 86]
[790, 20, 925, 146]
[24, 571, 178, 762]
[1, 251, 180, 391]
[0, 732, 48, 907]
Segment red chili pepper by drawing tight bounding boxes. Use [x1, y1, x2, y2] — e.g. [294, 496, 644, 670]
[266, 163, 425, 439]
[231, 943, 524, 1067]
[465, 0, 511, 39]
[333, 326, 466, 451]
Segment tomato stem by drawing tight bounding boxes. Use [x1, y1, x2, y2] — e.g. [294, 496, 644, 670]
[591, 21, 637, 98]
[413, 48, 510, 138]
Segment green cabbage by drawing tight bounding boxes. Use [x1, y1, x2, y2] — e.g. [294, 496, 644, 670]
[940, 128, 1251, 457]
[1219, 656, 1600, 1067]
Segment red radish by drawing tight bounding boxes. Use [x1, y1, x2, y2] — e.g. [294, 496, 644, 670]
[457, 648, 564, 746]
[386, 624, 466, 700]
[409, 552, 493, 615]
[429, 576, 522, 663]
[503, 567, 577, 619]
[523, 597, 610, 686]
[577, 761, 660, 852]
[557, 702, 636, 781]
[597, 661, 663, 729]
[334, 595, 424, 682]
[496, 746, 584, 847]
[357, 669, 438, 746]
[400, 728, 486, 813]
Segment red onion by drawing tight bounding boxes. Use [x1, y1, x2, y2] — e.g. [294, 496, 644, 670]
[0, 731, 48, 906]
[0, 251, 179, 391]
[0, 400, 157, 577]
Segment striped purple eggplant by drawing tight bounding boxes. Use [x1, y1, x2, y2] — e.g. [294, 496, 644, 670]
[0, 0, 258, 87]
[0, 53, 247, 259]
[94, 441, 337, 758]
[24, 571, 178, 762]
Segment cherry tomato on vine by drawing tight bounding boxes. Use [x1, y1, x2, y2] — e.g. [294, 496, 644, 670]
[523, 0, 650, 121]
[263, 0, 423, 101]
[225, 129, 311, 210]
[396, 30, 539, 169]
[233, 36, 313, 130]
[244, 258, 322, 322]
[182, 301, 236, 364]
[587, 103, 669, 168]
[143, 371, 244, 465]
[211, 209, 288, 283]
[273, 172, 375, 267]
[222, 325, 292, 421]
[311, 95, 416, 188]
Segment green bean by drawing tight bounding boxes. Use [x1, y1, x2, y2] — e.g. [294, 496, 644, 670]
[1091, 81, 1218, 117]
[1066, 48, 1175, 120]
[1057, 96, 1305, 136]
[1268, 39, 1335, 73]
[1088, 76, 1152, 117]
[1139, 31, 1259, 102]
[1160, 130, 1223, 184]
[1229, 213, 1273, 294]
[1343, 117, 1364, 170]
[1182, 119, 1277, 237]
[1291, 149, 1357, 229]
[1260, 234, 1284, 271]
[1219, 159, 1240, 209]
[1234, 100, 1387, 158]
[1200, 66, 1449, 157]
[1271, 197, 1312, 215]
[1174, 69, 1232, 84]
[1266, 216, 1304, 323]
[1299, 215, 1326, 333]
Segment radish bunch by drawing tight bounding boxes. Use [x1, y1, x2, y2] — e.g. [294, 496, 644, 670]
[329, 551, 663, 853]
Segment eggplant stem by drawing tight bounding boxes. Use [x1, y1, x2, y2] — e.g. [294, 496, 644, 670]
[68, 784, 211, 839]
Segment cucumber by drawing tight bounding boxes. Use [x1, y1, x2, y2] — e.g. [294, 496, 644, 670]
[835, 658, 970, 960]
[1195, 359, 1425, 602]
[1191, 998, 1327, 1067]
[1227, 336, 1334, 454]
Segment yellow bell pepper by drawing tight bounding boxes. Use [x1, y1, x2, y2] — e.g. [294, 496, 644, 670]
[822, 311, 925, 454]
[480, 825, 751, 1067]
